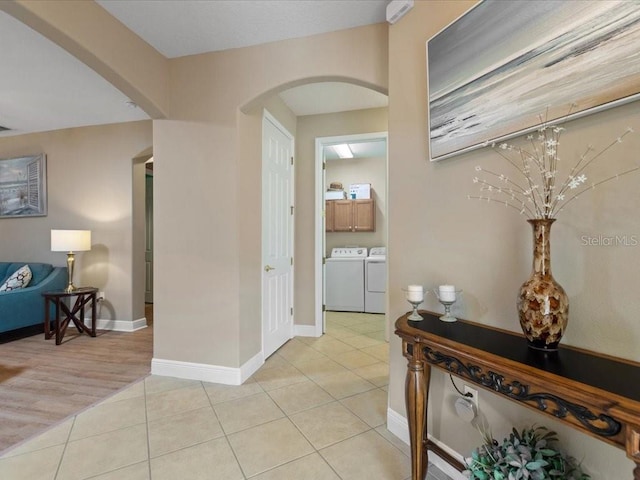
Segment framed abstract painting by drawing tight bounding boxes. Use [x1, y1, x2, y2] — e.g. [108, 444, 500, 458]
[427, 0, 640, 161]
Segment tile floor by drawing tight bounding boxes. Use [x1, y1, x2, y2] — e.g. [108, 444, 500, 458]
[0, 312, 452, 480]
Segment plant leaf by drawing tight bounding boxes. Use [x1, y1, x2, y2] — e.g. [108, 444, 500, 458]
[538, 448, 558, 457]
[525, 461, 542, 470]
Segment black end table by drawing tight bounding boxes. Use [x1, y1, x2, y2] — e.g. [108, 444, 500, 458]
[43, 287, 98, 345]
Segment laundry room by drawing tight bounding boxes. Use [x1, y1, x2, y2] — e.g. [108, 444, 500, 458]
[324, 140, 387, 254]
[324, 139, 387, 314]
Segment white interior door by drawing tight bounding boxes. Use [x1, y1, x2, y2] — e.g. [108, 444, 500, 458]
[262, 111, 294, 358]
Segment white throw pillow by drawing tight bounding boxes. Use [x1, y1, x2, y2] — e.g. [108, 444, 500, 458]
[0, 265, 33, 292]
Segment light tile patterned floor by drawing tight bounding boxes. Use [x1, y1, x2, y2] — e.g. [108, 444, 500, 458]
[0, 311, 452, 480]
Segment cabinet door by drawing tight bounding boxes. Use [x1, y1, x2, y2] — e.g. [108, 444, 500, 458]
[325, 200, 334, 232]
[353, 199, 375, 232]
[332, 200, 354, 232]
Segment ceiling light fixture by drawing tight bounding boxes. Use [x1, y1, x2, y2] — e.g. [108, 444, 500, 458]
[332, 144, 354, 159]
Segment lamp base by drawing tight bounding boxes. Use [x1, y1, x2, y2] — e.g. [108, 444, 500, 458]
[65, 252, 77, 293]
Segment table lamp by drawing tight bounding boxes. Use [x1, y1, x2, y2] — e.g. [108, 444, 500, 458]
[51, 229, 91, 292]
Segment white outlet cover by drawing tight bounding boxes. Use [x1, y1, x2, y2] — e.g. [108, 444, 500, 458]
[454, 397, 477, 422]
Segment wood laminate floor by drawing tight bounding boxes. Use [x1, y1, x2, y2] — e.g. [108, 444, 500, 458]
[0, 305, 153, 453]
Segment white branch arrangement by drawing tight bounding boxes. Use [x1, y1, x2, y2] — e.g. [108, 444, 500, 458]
[469, 110, 638, 219]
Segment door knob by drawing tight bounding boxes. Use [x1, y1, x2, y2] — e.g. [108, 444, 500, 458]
[264, 265, 275, 272]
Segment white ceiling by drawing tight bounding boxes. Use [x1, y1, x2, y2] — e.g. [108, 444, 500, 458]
[0, 1, 389, 137]
[96, 0, 388, 58]
[325, 139, 387, 160]
[279, 82, 387, 116]
[0, 11, 149, 137]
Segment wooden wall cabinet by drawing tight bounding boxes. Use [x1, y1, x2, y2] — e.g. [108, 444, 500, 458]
[325, 199, 375, 232]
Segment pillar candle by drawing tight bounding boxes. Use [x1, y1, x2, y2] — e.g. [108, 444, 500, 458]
[439, 285, 456, 302]
[407, 285, 423, 302]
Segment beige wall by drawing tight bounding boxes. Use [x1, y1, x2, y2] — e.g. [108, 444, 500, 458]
[154, 25, 389, 366]
[0, 121, 153, 323]
[295, 108, 388, 325]
[388, 1, 640, 477]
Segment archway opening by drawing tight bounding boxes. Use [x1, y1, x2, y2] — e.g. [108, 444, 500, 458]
[237, 78, 388, 360]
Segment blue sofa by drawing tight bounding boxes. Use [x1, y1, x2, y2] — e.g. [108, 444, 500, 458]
[0, 262, 67, 334]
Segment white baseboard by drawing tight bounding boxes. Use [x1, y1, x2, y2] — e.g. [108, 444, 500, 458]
[240, 351, 264, 382]
[84, 316, 147, 332]
[151, 350, 264, 386]
[386, 407, 411, 444]
[386, 407, 467, 480]
[294, 324, 321, 337]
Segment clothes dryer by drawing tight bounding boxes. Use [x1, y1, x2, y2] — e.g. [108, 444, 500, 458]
[365, 247, 386, 314]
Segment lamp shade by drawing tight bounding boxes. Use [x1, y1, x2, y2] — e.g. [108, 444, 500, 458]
[51, 230, 91, 252]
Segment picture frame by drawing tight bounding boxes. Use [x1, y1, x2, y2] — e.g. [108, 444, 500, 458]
[427, 0, 640, 162]
[0, 154, 47, 218]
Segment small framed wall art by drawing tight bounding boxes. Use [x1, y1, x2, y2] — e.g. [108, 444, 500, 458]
[0, 153, 47, 218]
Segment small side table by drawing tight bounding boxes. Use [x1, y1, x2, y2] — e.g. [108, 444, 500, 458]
[43, 287, 98, 345]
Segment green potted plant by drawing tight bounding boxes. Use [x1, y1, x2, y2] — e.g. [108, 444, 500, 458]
[465, 425, 590, 480]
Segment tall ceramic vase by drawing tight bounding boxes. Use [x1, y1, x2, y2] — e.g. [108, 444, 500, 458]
[517, 219, 569, 351]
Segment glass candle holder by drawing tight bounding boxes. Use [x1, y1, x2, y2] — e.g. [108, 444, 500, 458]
[403, 286, 426, 321]
[433, 288, 463, 322]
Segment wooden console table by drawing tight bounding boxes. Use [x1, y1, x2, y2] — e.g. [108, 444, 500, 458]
[395, 311, 640, 480]
[43, 287, 98, 345]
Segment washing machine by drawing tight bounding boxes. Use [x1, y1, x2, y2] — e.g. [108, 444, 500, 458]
[365, 247, 386, 314]
[325, 247, 367, 312]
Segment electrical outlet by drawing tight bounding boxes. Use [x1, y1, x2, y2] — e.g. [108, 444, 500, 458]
[98, 291, 105, 301]
[464, 385, 479, 409]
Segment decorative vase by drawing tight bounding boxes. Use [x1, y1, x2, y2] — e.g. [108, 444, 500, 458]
[517, 219, 568, 351]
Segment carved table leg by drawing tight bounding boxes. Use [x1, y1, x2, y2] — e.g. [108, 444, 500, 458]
[405, 342, 431, 480]
[626, 424, 640, 480]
